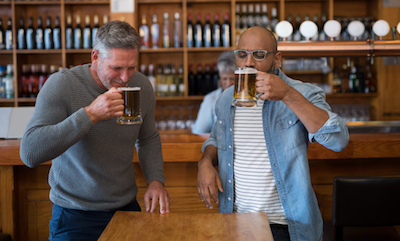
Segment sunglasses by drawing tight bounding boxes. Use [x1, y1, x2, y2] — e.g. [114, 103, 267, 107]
[234, 50, 276, 61]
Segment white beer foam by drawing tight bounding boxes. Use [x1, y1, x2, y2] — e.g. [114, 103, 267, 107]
[118, 87, 141, 91]
[234, 67, 258, 74]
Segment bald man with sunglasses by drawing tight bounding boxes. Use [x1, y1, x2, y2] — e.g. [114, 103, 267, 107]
[197, 26, 349, 241]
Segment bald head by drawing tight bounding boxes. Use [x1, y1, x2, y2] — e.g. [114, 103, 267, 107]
[238, 26, 277, 52]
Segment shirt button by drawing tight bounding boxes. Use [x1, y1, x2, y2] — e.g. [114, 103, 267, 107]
[219, 120, 222, 124]
[228, 197, 231, 201]
[228, 180, 232, 183]
[230, 128, 232, 132]
[228, 145, 232, 149]
[228, 163, 231, 166]
[289, 120, 292, 125]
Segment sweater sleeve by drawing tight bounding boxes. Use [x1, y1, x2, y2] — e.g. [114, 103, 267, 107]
[20, 72, 94, 168]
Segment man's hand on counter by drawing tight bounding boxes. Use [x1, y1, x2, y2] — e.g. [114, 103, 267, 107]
[144, 180, 170, 214]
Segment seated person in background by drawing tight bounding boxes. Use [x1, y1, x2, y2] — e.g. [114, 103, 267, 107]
[192, 51, 236, 134]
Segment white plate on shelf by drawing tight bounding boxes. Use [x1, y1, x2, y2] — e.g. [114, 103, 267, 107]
[373, 19, 390, 38]
[275, 20, 293, 40]
[324, 20, 342, 39]
[299, 20, 318, 40]
[348, 20, 365, 39]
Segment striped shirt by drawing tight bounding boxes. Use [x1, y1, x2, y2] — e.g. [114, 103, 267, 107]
[233, 103, 288, 225]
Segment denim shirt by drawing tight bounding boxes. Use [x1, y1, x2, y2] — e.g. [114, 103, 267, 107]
[202, 68, 349, 241]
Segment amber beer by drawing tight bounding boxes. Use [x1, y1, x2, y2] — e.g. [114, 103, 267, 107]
[117, 87, 143, 124]
[233, 67, 258, 107]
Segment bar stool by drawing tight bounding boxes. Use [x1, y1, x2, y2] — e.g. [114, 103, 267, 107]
[332, 176, 400, 241]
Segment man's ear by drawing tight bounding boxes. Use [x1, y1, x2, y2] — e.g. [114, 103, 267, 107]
[91, 50, 99, 65]
[274, 52, 282, 68]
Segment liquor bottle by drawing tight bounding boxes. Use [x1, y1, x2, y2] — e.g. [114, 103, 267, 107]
[240, 4, 248, 33]
[270, 8, 278, 34]
[341, 18, 350, 41]
[355, 60, 364, 92]
[151, 14, 159, 49]
[19, 64, 30, 97]
[221, 13, 231, 47]
[53, 17, 61, 49]
[203, 13, 212, 47]
[187, 13, 194, 48]
[212, 13, 221, 47]
[3, 64, 14, 99]
[254, 4, 261, 26]
[139, 14, 149, 49]
[348, 61, 357, 93]
[362, 18, 370, 40]
[319, 14, 327, 41]
[293, 14, 302, 41]
[0, 66, 5, 98]
[212, 64, 219, 90]
[247, 4, 255, 28]
[194, 13, 203, 48]
[261, 3, 270, 30]
[36, 17, 44, 49]
[83, 15, 91, 49]
[30, 64, 39, 97]
[38, 64, 48, 92]
[311, 14, 319, 41]
[340, 64, 349, 93]
[92, 15, 99, 47]
[168, 64, 177, 96]
[156, 64, 167, 97]
[177, 64, 184, 96]
[235, 5, 241, 46]
[74, 15, 82, 49]
[162, 12, 170, 48]
[18, 17, 26, 49]
[26, 17, 35, 50]
[0, 18, 5, 50]
[332, 67, 342, 94]
[196, 64, 204, 95]
[66, 15, 73, 49]
[147, 64, 156, 91]
[5, 18, 12, 50]
[287, 14, 293, 41]
[188, 64, 196, 95]
[204, 64, 212, 94]
[44, 17, 53, 49]
[173, 12, 182, 48]
[364, 64, 376, 93]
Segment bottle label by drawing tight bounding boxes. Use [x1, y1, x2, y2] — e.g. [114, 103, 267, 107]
[53, 29, 61, 49]
[36, 29, 43, 49]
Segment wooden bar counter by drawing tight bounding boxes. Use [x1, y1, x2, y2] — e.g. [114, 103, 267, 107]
[1, 133, 400, 241]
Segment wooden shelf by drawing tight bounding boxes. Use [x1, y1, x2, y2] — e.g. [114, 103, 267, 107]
[14, 1, 61, 5]
[16, 49, 62, 54]
[278, 40, 400, 57]
[327, 93, 378, 98]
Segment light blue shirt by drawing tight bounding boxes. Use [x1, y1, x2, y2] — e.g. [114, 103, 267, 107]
[192, 88, 223, 134]
[202, 68, 349, 241]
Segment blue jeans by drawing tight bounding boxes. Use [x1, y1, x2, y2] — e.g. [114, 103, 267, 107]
[49, 201, 141, 241]
[271, 224, 291, 241]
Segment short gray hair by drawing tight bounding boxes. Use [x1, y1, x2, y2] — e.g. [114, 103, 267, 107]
[93, 20, 140, 59]
[217, 51, 236, 74]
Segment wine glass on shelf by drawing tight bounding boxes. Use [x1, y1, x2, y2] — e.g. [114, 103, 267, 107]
[157, 106, 167, 131]
[175, 106, 186, 130]
[167, 106, 177, 130]
[185, 105, 195, 131]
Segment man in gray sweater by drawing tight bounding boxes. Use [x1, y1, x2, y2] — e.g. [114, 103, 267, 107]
[20, 20, 169, 240]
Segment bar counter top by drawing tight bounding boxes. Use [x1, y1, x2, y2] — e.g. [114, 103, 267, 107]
[1, 133, 400, 166]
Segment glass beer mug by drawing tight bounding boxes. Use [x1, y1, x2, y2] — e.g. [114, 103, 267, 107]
[232, 67, 259, 107]
[117, 87, 143, 124]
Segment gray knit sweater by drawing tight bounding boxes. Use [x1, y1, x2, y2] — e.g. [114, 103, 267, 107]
[20, 64, 165, 211]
